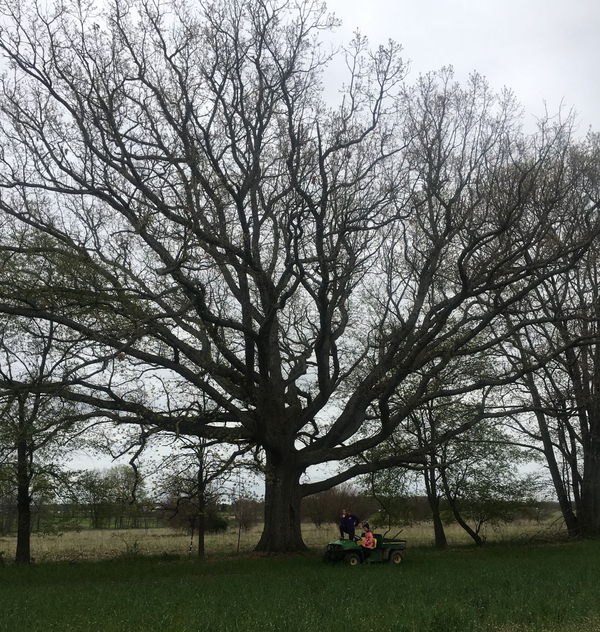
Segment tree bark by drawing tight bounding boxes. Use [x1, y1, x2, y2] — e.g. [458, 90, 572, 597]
[446, 496, 484, 546]
[197, 506, 205, 558]
[15, 438, 32, 564]
[578, 431, 600, 537]
[522, 369, 581, 536]
[430, 497, 448, 550]
[510, 340, 583, 536]
[535, 409, 580, 536]
[440, 469, 483, 547]
[197, 463, 206, 559]
[255, 453, 306, 552]
[424, 458, 447, 549]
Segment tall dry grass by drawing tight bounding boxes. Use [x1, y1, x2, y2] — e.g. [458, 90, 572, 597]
[0, 515, 565, 563]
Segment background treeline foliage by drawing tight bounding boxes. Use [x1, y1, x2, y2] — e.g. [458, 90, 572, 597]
[0, 465, 238, 535]
[0, 465, 550, 541]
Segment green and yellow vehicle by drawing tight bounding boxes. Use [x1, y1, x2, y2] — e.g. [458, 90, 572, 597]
[323, 531, 406, 566]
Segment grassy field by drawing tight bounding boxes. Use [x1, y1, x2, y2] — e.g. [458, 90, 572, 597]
[0, 518, 596, 631]
[0, 517, 566, 563]
[0, 537, 599, 632]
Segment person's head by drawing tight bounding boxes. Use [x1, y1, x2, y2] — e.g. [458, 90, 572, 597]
[342, 509, 347, 516]
[363, 522, 371, 532]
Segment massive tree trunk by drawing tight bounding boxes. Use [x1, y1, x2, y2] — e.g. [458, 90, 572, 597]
[15, 438, 32, 564]
[255, 453, 306, 552]
[577, 426, 600, 537]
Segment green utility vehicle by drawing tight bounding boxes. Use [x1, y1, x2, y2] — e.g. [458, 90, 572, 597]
[323, 531, 406, 566]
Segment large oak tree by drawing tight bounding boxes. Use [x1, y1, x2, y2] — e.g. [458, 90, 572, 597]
[0, 0, 598, 550]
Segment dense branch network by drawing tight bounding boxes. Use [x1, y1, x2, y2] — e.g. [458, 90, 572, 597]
[0, 0, 599, 549]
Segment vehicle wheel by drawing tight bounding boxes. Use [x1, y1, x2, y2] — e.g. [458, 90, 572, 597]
[390, 551, 403, 565]
[344, 552, 361, 566]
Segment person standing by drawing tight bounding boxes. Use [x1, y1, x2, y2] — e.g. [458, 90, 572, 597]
[339, 509, 360, 540]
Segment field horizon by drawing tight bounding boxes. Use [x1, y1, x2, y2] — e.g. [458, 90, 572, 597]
[0, 515, 567, 564]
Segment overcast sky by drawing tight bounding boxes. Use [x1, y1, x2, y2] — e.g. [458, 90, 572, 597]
[327, 0, 600, 135]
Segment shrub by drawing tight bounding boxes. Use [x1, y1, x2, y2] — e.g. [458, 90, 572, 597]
[205, 509, 228, 534]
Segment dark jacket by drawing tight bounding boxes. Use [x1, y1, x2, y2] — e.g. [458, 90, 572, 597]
[340, 513, 360, 531]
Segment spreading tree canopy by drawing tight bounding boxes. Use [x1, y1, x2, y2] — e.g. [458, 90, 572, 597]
[0, 0, 598, 550]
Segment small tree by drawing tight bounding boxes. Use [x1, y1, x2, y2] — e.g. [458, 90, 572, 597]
[442, 475, 540, 541]
[0, 318, 101, 562]
[155, 435, 250, 557]
[231, 496, 263, 534]
[72, 465, 148, 529]
[104, 465, 148, 529]
[360, 360, 540, 548]
[73, 469, 113, 529]
[360, 468, 430, 533]
[439, 431, 540, 545]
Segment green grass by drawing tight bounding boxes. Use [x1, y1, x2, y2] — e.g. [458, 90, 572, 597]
[0, 540, 599, 632]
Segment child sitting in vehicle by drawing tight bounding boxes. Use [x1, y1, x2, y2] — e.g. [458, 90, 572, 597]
[361, 523, 374, 561]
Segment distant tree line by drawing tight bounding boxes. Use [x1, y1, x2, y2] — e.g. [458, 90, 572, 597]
[0, 464, 259, 540]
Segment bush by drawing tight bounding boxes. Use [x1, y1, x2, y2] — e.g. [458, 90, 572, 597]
[205, 509, 228, 534]
[160, 499, 228, 535]
[231, 497, 262, 532]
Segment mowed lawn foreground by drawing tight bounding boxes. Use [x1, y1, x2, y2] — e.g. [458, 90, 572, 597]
[1, 540, 599, 632]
